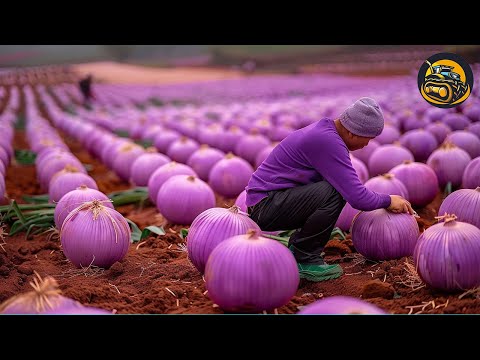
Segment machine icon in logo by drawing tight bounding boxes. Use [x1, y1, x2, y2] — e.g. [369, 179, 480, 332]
[418, 53, 473, 108]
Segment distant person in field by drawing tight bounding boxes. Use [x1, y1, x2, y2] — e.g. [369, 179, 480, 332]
[78, 74, 95, 106]
[245, 97, 414, 282]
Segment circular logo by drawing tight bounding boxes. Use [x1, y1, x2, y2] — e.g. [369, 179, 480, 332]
[418, 52, 474, 108]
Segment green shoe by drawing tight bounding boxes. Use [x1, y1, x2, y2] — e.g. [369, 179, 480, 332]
[297, 263, 343, 282]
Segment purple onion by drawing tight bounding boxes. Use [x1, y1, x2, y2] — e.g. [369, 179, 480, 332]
[166, 137, 200, 164]
[368, 144, 415, 177]
[255, 143, 277, 169]
[335, 203, 360, 232]
[389, 161, 439, 207]
[468, 122, 480, 139]
[298, 295, 386, 314]
[426, 142, 472, 188]
[0, 176, 4, 200]
[442, 113, 471, 131]
[130, 150, 170, 186]
[0, 146, 8, 168]
[147, 161, 197, 205]
[462, 158, 480, 189]
[269, 125, 294, 142]
[209, 153, 254, 198]
[351, 209, 419, 261]
[438, 188, 480, 229]
[351, 140, 380, 166]
[187, 206, 261, 273]
[153, 129, 181, 153]
[402, 114, 430, 132]
[413, 214, 480, 291]
[112, 143, 145, 182]
[234, 190, 247, 212]
[349, 155, 369, 184]
[399, 129, 438, 162]
[217, 126, 245, 153]
[54, 185, 114, 229]
[425, 122, 452, 144]
[205, 230, 299, 313]
[375, 124, 401, 145]
[38, 156, 86, 191]
[464, 104, 480, 122]
[0, 273, 112, 314]
[234, 132, 271, 165]
[156, 175, 215, 225]
[186, 145, 225, 181]
[48, 168, 98, 203]
[364, 173, 409, 199]
[445, 131, 480, 159]
[61, 200, 130, 268]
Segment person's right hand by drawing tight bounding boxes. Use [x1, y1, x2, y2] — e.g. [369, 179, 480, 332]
[387, 195, 415, 215]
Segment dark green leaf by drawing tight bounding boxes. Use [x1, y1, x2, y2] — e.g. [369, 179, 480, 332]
[140, 226, 165, 240]
[330, 227, 346, 240]
[180, 228, 189, 239]
[261, 233, 289, 247]
[15, 149, 37, 165]
[9, 214, 54, 236]
[126, 219, 142, 243]
[11, 200, 26, 224]
[114, 129, 130, 138]
[444, 182, 453, 197]
[108, 187, 148, 207]
[22, 194, 50, 204]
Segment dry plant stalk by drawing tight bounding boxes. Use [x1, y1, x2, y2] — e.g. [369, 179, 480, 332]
[394, 258, 425, 291]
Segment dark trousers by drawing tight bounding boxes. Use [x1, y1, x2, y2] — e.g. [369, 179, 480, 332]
[248, 181, 345, 264]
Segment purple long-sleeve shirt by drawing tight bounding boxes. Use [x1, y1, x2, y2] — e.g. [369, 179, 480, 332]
[245, 118, 392, 210]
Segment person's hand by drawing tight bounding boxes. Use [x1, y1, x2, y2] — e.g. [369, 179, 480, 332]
[387, 195, 415, 215]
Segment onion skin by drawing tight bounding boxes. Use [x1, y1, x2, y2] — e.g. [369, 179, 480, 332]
[297, 296, 386, 314]
[208, 153, 254, 198]
[234, 190, 247, 212]
[205, 230, 299, 313]
[462, 158, 480, 189]
[438, 188, 480, 229]
[147, 162, 197, 205]
[157, 175, 215, 225]
[389, 161, 439, 207]
[352, 140, 380, 165]
[364, 173, 409, 199]
[187, 206, 261, 273]
[351, 209, 419, 261]
[54, 185, 113, 229]
[368, 144, 414, 177]
[413, 215, 480, 291]
[186, 145, 225, 182]
[445, 131, 480, 159]
[399, 129, 438, 162]
[48, 171, 98, 203]
[426, 142, 472, 188]
[350, 155, 369, 184]
[130, 151, 170, 186]
[425, 122, 452, 144]
[60, 200, 131, 268]
[335, 202, 360, 232]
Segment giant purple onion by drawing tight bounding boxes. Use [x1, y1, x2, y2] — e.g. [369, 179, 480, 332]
[298, 295, 386, 314]
[442, 113, 471, 131]
[351, 209, 419, 261]
[425, 122, 452, 144]
[205, 229, 299, 313]
[186, 145, 225, 181]
[153, 129, 181, 153]
[444, 131, 480, 159]
[364, 173, 408, 198]
[0, 273, 112, 314]
[352, 140, 380, 165]
[48, 166, 98, 203]
[0, 176, 4, 201]
[464, 104, 480, 123]
[156, 175, 215, 225]
[462, 158, 480, 189]
[60, 200, 131, 268]
[234, 131, 271, 166]
[187, 206, 261, 273]
[389, 160, 439, 207]
[468, 122, 480, 139]
[399, 129, 438, 162]
[166, 137, 200, 164]
[0, 146, 8, 168]
[54, 185, 114, 229]
[130, 149, 170, 186]
[0, 159, 5, 177]
[255, 143, 277, 169]
[413, 214, 480, 291]
[234, 190, 247, 212]
[350, 155, 369, 184]
[111, 143, 145, 182]
[375, 124, 401, 145]
[335, 203, 360, 232]
[426, 142, 472, 188]
[438, 188, 480, 229]
[209, 153, 254, 198]
[368, 144, 415, 177]
[147, 161, 197, 205]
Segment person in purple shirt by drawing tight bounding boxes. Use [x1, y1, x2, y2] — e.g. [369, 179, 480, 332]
[246, 97, 414, 282]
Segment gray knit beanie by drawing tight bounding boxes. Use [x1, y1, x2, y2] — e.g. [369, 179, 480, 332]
[339, 97, 384, 137]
